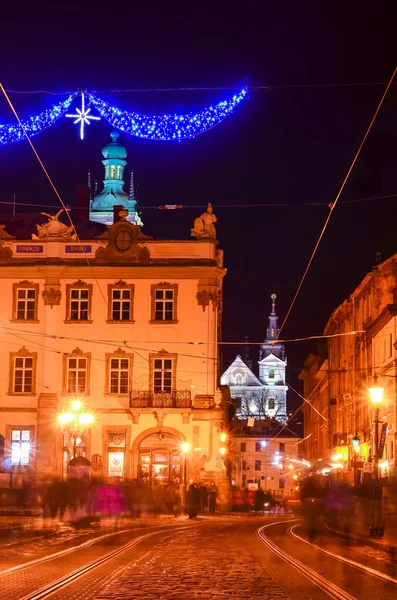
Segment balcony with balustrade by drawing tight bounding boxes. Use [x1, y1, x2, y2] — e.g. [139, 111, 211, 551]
[130, 389, 192, 409]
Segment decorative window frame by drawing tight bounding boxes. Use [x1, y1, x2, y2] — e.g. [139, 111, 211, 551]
[8, 347, 38, 395]
[11, 281, 40, 323]
[150, 283, 178, 324]
[62, 347, 91, 396]
[5, 424, 36, 471]
[107, 281, 135, 323]
[149, 350, 178, 392]
[65, 281, 93, 324]
[105, 348, 133, 396]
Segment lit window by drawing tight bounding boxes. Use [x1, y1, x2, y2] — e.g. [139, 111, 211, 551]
[12, 283, 39, 321]
[110, 165, 115, 179]
[151, 284, 178, 322]
[116, 166, 121, 180]
[153, 358, 173, 393]
[110, 358, 130, 394]
[11, 429, 31, 466]
[67, 357, 87, 394]
[268, 369, 275, 379]
[105, 166, 109, 179]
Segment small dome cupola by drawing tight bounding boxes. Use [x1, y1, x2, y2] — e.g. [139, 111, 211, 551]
[89, 131, 142, 226]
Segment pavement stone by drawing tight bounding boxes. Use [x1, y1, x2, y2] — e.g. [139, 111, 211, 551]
[95, 520, 289, 600]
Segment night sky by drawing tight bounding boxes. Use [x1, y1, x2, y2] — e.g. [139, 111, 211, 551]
[1, 4, 397, 414]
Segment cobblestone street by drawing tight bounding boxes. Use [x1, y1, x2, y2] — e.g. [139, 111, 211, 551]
[96, 518, 288, 600]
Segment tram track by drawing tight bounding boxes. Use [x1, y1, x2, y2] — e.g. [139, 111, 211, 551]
[257, 520, 357, 600]
[0, 522, 195, 600]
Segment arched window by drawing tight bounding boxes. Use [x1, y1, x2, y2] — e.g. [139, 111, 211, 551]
[268, 369, 275, 379]
[268, 397, 275, 410]
[110, 165, 115, 179]
[235, 373, 243, 386]
[271, 328, 275, 337]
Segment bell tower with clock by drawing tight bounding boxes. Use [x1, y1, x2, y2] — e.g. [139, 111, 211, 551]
[90, 131, 142, 227]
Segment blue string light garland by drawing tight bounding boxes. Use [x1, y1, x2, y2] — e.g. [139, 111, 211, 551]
[0, 88, 247, 145]
[0, 95, 75, 145]
[88, 89, 247, 140]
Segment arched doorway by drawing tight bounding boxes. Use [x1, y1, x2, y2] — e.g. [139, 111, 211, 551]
[138, 432, 183, 485]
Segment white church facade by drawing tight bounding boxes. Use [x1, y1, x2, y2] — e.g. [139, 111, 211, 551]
[221, 295, 288, 424]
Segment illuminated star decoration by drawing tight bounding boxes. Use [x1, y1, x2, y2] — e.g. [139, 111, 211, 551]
[65, 93, 100, 139]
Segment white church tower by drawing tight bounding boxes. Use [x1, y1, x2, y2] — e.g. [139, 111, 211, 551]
[221, 294, 288, 424]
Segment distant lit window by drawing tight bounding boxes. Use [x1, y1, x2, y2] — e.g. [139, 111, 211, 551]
[110, 165, 115, 179]
[11, 429, 31, 466]
[13, 283, 39, 321]
[271, 328, 275, 337]
[116, 166, 121, 180]
[268, 369, 275, 379]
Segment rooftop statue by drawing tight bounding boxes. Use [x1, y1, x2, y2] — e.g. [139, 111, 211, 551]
[191, 203, 217, 239]
[32, 209, 76, 240]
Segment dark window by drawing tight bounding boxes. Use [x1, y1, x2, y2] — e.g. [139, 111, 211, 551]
[153, 358, 173, 392]
[111, 288, 131, 321]
[279, 442, 285, 453]
[70, 289, 89, 320]
[279, 479, 285, 489]
[268, 369, 275, 379]
[240, 442, 246, 452]
[14, 357, 33, 393]
[268, 397, 275, 410]
[110, 358, 129, 394]
[255, 441, 261, 452]
[242, 460, 247, 471]
[235, 397, 242, 410]
[17, 288, 36, 320]
[155, 289, 174, 321]
[255, 460, 261, 471]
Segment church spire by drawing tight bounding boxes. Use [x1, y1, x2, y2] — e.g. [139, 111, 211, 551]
[266, 293, 279, 341]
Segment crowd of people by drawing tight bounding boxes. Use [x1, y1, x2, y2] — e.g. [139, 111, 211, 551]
[12, 475, 219, 526]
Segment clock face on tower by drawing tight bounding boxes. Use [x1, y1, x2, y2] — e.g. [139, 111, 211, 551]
[115, 230, 131, 251]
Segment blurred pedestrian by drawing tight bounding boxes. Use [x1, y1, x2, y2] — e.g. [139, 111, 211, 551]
[186, 482, 200, 519]
[207, 481, 218, 514]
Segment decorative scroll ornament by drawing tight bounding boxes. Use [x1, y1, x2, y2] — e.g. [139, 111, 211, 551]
[0, 95, 74, 145]
[42, 285, 62, 308]
[88, 89, 247, 141]
[0, 241, 12, 259]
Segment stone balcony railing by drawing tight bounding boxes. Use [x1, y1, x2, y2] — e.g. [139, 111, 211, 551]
[130, 389, 192, 409]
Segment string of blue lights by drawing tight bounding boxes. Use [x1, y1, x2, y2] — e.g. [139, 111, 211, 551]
[0, 95, 75, 145]
[87, 88, 247, 140]
[0, 88, 247, 145]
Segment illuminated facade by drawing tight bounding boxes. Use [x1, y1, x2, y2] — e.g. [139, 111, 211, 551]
[299, 255, 397, 481]
[0, 134, 231, 506]
[221, 295, 288, 423]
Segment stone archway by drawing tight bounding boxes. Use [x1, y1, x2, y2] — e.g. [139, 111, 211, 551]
[132, 427, 186, 484]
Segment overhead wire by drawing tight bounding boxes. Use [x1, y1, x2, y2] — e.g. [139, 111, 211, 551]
[277, 65, 397, 339]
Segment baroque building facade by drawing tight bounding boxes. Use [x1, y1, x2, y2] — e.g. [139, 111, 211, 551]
[299, 255, 397, 482]
[221, 295, 288, 424]
[0, 133, 231, 505]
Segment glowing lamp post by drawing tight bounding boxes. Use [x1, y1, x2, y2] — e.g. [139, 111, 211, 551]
[58, 399, 94, 459]
[369, 376, 385, 537]
[181, 442, 190, 485]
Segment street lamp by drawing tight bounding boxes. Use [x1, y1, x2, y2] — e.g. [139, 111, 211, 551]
[352, 434, 360, 487]
[58, 398, 94, 459]
[181, 442, 190, 485]
[368, 376, 384, 537]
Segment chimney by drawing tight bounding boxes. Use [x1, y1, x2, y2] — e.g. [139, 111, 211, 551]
[113, 205, 125, 224]
[74, 185, 90, 220]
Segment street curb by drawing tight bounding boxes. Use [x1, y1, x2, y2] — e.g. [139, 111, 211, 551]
[326, 524, 397, 556]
